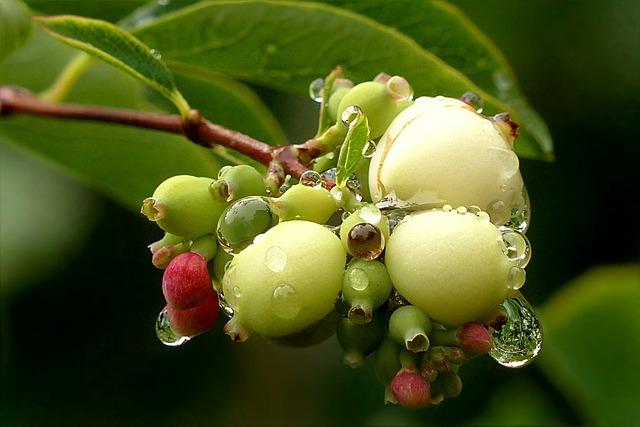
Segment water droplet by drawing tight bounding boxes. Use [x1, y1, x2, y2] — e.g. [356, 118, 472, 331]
[362, 140, 377, 158]
[487, 199, 509, 224]
[341, 105, 363, 126]
[467, 206, 482, 215]
[216, 196, 277, 254]
[476, 211, 491, 223]
[348, 223, 384, 260]
[504, 186, 531, 234]
[346, 174, 362, 194]
[232, 285, 242, 298]
[348, 268, 369, 291]
[442, 204, 453, 212]
[388, 288, 409, 309]
[359, 204, 382, 225]
[507, 267, 526, 290]
[308, 78, 324, 103]
[300, 170, 322, 187]
[460, 92, 483, 113]
[489, 293, 543, 368]
[156, 307, 190, 346]
[320, 167, 336, 183]
[217, 292, 235, 318]
[265, 246, 287, 272]
[271, 284, 301, 319]
[499, 229, 531, 267]
[150, 48, 162, 60]
[456, 206, 468, 214]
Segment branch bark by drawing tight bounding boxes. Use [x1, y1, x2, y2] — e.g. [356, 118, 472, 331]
[0, 86, 330, 186]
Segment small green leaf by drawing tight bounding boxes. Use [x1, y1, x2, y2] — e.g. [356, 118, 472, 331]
[34, 14, 190, 116]
[336, 114, 370, 187]
[0, 0, 32, 61]
[134, 0, 551, 159]
[539, 264, 640, 426]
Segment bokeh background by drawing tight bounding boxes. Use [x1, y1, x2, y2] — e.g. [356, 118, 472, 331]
[1, 0, 638, 426]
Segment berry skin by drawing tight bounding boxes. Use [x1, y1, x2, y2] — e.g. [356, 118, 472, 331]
[222, 220, 346, 340]
[385, 209, 516, 326]
[166, 291, 218, 337]
[368, 96, 525, 226]
[141, 175, 226, 238]
[390, 369, 431, 409]
[162, 252, 213, 310]
[337, 314, 386, 368]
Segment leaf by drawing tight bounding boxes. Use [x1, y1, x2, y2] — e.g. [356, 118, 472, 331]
[0, 0, 32, 61]
[539, 264, 640, 426]
[336, 113, 370, 187]
[133, 0, 552, 159]
[24, 0, 148, 22]
[317, 0, 552, 159]
[34, 14, 190, 115]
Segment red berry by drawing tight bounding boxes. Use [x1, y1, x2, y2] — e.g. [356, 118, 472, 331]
[459, 322, 492, 356]
[162, 252, 212, 309]
[391, 369, 431, 409]
[167, 291, 218, 337]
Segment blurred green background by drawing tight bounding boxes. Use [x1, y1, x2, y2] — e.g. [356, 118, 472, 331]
[1, 0, 638, 426]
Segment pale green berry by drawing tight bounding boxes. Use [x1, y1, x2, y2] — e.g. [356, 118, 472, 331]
[389, 305, 432, 353]
[368, 96, 525, 225]
[342, 259, 392, 323]
[222, 220, 346, 340]
[271, 184, 337, 224]
[141, 175, 226, 238]
[385, 209, 517, 326]
[211, 165, 267, 202]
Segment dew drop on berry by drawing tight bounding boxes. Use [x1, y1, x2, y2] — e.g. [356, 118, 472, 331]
[504, 186, 531, 233]
[476, 211, 491, 223]
[499, 229, 531, 267]
[348, 223, 384, 260]
[348, 267, 369, 291]
[155, 307, 190, 346]
[265, 246, 287, 272]
[442, 204, 453, 212]
[341, 105, 363, 126]
[271, 284, 301, 319]
[300, 170, 322, 187]
[217, 292, 235, 318]
[362, 140, 377, 158]
[359, 204, 382, 225]
[507, 267, 526, 290]
[489, 293, 543, 368]
[308, 78, 324, 103]
[459, 91, 484, 113]
[456, 206, 468, 214]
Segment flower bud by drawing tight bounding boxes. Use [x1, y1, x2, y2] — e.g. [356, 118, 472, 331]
[368, 96, 525, 226]
[162, 251, 213, 310]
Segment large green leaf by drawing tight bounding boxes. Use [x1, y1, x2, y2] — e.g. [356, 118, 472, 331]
[133, 0, 551, 159]
[318, 0, 552, 159]
[34, 14, 190, 115]
[539, 264, 640, 426]
[0, 0, 32, 61]
[0, 28, 290, 210]
[25, 0, 147, 23]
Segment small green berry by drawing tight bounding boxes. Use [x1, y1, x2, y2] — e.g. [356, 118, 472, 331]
[337, 313, 386, 368]
[342, 259, 392, 324]
[389, 305, 433, 353]
[271, 184, 337, 224]
[216, 196, 278, 254]
[211, 165, 267, 203]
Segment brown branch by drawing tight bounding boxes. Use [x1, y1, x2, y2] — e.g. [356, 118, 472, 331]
[0, 86, 328, 186]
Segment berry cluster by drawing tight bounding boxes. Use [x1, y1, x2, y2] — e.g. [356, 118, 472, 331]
[142, 73, 542, 408]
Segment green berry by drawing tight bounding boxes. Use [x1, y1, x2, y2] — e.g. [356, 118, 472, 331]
[141, 175, 226, 239]
[342, 259, 392, 324]
[222, 220, 346, 340]
[385, 209, 516, 326]
[374, 336, 401, 385]
[271, 184, 337, 224]
[211, 165, 267, 203]
[326, 86, 350, 122]
[190, 235, 217, 261]
[216, 196, 278, 254]
[389, 305, 433, 353]
[337, 314, 386, 368]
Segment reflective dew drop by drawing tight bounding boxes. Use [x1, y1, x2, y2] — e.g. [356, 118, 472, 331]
[359, 204, 382, 226]
[308, 77, 324, 103]
[341, 105, 363, 126]
[271, 284, 301, 319]
[217, 292, 235, 318]
[460, 91, 484, 113]
[362, 140, 377, 158]
[499, 229, 531, 267]
[504, 186, 531, 234]
[265, 246, 287, 273]
[442, 204, 453, 212]
[155, 307, 190, 346]
[507, 266, 526, 290]
[348, 223, 384, 260]
[456, 206, 468, 215]
[348, 268, 369, 291]
[300, 170, 322, 187]
[489, 293, 543, 368]
[150, 49, 162, 60]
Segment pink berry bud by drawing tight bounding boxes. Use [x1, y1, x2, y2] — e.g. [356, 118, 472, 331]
[162, 252, 212, 309]
[390, 369, 431, 409]
[459, 322, 492, 356]
[167, 291, 218, 337]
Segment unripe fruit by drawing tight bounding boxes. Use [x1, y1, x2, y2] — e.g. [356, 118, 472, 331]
[337, 314, 386, 368]
[222, 221, 346, 339]
[211, 165, 267, 202]
[375, 336, 402, 385]
[390, 369, 431, 409]
[389, 305, 433, 353]
[386, 209, 516, 326]
[166, 291, 218, 337]
[271, 184, 336, 224]
[342, 259, 392, 323]
[217, 196, 278, 254]
[141, 175, 226, 238]
[162, 252, 213, 310]
[211, 249, 233, 292]
[368, 96, 525, 226]
[326, 86, 350, 122]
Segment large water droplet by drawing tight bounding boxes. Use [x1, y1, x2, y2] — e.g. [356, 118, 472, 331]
[300, 170, 322, 187]
[460, 91, 484, 113]
[308, 78, 324, 103]
[489, 293, 543, 368]
[348, 223, 385, 260]
[271, 284, 301, 319]
[507, 267, 526, 290]
[156, 307, 189, 346]
[150, 48, 162, 60]
[348, 268, 369, 291]
[265, 246, 287, 272]
[341, 105, 363, 126]
[504, 186, 531, 234]
[442, 204, 453, 212]
[359, 204, 382, 225]
[499, 228, 531, 267]
[456, 206, 468, 215]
